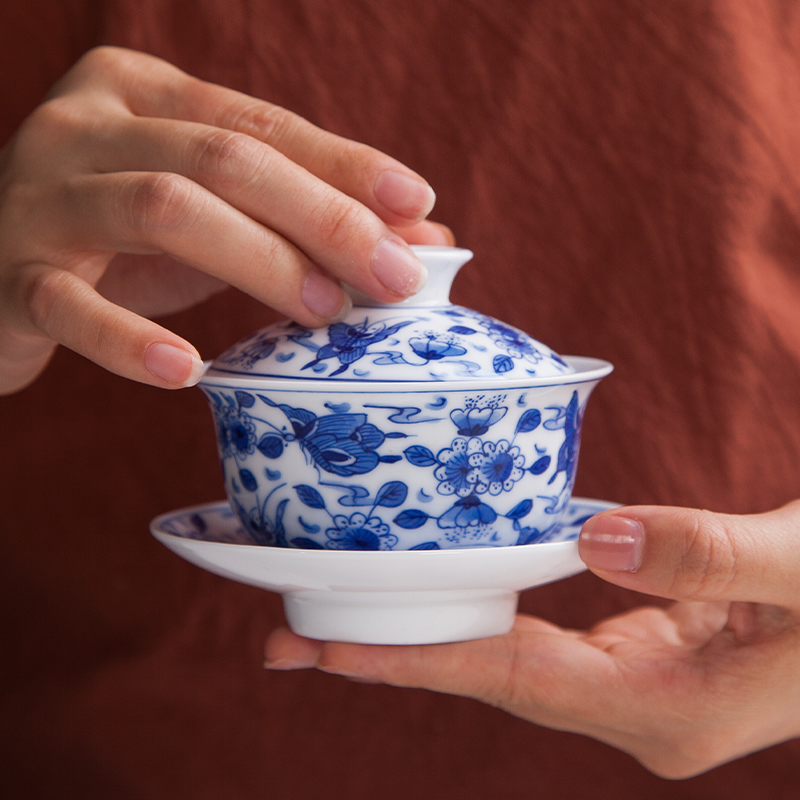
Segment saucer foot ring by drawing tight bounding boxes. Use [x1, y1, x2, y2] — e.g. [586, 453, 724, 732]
[283, 589, 518, 645]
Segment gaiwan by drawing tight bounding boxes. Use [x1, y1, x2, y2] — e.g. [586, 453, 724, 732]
[199, 246, 612, 551]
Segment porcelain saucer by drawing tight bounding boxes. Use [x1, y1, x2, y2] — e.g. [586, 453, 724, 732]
[150, 497, 618, 645]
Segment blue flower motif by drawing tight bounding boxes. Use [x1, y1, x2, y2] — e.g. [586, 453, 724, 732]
[302, 319, 413, 377]
[434, 437, 485, 497]
[449, 396, 507, 436]
[477, 440, 525, 495]
[213, 409, 232, 456]
[408, 332, 467, 361]
[438, 495, 498, 528]
[483, 320, 545, 364]
[213, 406, 256, 457]
[227, 410, 256, 456]
[300, 413, 386, 477]
[326, 513, 398, 550]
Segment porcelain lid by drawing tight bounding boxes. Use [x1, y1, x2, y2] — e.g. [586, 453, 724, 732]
[203, 246, 575, 384]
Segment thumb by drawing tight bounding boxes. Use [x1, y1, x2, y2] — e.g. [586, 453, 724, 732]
[578, 500, 800, 607]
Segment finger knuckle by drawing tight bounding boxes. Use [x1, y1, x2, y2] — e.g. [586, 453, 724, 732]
[127, 172, 196, 232]
[22, 268, 76, 336]
[21, 96, 90, 148]
[313, 193, 369, 251]
[329, 139, 383, 183]
[676, 511, 739, 599]
[74, 46, 158, 86]
[191, 129, 262, 185]
[52, 47, 129, 96]
[19, 51, 124, 147]
[229, 101, 296, 144]
[74, 45, 126, 74]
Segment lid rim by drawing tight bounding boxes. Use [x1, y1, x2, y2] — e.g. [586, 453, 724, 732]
[199, 356, 613, 391]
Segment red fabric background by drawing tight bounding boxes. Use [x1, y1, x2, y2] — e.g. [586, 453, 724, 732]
[2, 1, 800, 797]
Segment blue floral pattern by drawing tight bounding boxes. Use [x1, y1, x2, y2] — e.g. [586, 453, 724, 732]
[326, 513, 398, 551]
[205, 305, 573, 383]
[199, 248, 611, 550]
[201, 382, 594, 550]
[154, 497, 615, 547]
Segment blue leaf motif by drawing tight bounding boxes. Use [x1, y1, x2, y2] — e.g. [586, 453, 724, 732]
[274, 498, 289, 547]
[404, 445, 437, 467]
[493, 354, 514, 374]
[294, 484, 326, 509]
[298, 517, 320, 533]
[379, 455, 402, 464]
[375, 481, 408, 508]
[552, 440, 569, 480]
[506, 498, 533, 520]
[410, 541, 441, 550]
[256, 434, 284, 459]
[530, 455, 551, 475]
[448, 325, 476, 335]
[235, 391, 256, 408]
[515, 408, 542, 433]
[239, 469, 258, 492]
[393, 509, 429, 529]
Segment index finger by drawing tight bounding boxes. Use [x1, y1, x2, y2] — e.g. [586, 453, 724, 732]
[64, 47, 437, 227]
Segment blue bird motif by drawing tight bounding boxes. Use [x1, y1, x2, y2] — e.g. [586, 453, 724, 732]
[301, 318, 414, 376]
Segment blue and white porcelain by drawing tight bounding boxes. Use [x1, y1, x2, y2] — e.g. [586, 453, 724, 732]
[204, 247, 574, 383]
[198, 246, 613, 551]
[151, 497, 619, 644]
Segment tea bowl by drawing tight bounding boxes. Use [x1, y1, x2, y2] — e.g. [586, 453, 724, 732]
[198, 246, 612, 552]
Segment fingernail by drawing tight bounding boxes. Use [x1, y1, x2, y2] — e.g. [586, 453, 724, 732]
[264, 658, 317, 670]
[579, 514, 644, 572]
[145, 343, 204, 387]
[374, 170, 436, 219]
[432, 223, 456, 246]
[371, 238, 428, 296]
[318, 664, 381, 683]
[301, 268, 351, 321]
